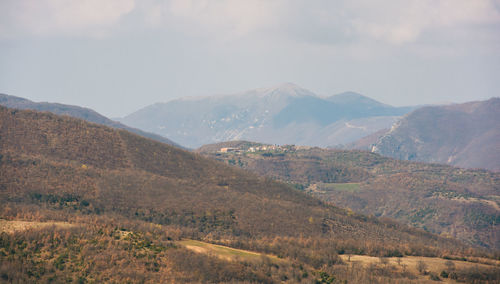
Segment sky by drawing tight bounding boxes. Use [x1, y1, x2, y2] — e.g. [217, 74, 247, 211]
[1, 0, 500, 118]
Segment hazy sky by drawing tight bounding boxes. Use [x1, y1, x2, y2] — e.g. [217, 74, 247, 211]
[1, 0, 500, 117]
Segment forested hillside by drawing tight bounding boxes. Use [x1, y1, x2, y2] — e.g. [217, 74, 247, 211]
[1, 106, 498, 283]
[198, 142, 500, 249]
[0, 93, 182, 148]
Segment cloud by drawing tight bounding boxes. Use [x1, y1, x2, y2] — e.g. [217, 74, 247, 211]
[146, 0, 500, 47]
[1, 0, 499, 47]
[347, 0, 500, 44]
[0, 0, 135, 38]
[138, 0, 285, 40]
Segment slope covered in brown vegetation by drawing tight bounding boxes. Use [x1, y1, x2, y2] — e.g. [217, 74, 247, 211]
[1, 106, 498, 283]
[4, 216, 497, 284]
[0, 216, 311, 283]
[0, 93, 182, 148]
[372, 98, 500, 171]
[198, 142, 500, 249]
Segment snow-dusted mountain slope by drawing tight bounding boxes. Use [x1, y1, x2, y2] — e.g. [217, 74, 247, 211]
[120, 83, 414, 148]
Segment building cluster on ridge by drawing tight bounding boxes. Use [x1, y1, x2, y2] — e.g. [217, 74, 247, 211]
[219, 144, 312, 154]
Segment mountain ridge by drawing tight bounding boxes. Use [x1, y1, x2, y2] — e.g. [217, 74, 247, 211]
[372, 97, 500, 171]
[0, 93, 182, 148]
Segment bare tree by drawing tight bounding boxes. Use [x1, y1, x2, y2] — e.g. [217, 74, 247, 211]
[416, 260, 428, 274]
[379, 257, 389, 265]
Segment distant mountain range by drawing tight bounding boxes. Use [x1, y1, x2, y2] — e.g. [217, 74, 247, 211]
[5, 89, 497, 172]
[371, 98, 500, 171]
[119, 83, 415, 148]
[0, 93, 181, 148]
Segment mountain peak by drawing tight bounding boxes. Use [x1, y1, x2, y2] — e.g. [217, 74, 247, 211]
[174, 83, 313, 102]
[257, 82, 316, 98]
[271, 82, 303, 91]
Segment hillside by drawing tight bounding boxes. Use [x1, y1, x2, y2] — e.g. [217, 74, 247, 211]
[340, 128, 389, 150]
[0, 105, 450, 242]
[197, 142, 500, 249]
[372, 98, 500, 171]
[119, 83, 414, 148]
[0, 93, 182, 148]
[2, 106, 495, 283]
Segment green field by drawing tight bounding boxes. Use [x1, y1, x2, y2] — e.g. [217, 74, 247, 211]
[320, 183, 361, 192]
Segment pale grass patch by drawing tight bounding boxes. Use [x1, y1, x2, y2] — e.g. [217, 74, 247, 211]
[0, 219, 76, 233]
[179, 239, 282, 263]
